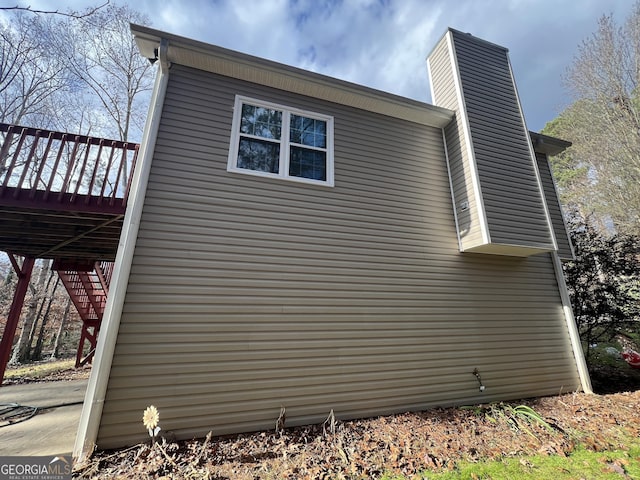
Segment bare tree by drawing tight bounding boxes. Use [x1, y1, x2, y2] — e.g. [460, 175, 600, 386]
[544, 2, 640, 236]
[50, 297, 72, 360]
[0, 255, 15, 312]
[56, 3, 154, 142]
[0, 2, 153, 141]
[0, 13, 70, 127]
[9, 259, 50, 364]
[31, 275, 61, 360]
[0, 3, 153, 368]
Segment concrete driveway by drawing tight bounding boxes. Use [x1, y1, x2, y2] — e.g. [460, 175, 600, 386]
[0, 379, 87, 456]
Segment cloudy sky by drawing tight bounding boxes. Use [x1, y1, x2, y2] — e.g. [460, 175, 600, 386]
[10, 0, 637, 131]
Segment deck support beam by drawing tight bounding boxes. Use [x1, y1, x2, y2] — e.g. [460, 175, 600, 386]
[0, 254, 35, 386]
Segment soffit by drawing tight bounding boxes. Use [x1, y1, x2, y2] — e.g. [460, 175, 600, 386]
[131, 24, 453, 128]
[529, 131, 572, 156]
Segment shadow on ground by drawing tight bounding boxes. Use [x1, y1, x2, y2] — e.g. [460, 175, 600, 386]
[589, 363, 640, 394]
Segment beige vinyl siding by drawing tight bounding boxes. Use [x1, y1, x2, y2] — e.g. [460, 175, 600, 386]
[450, 30, 554, 249]
[427, 38, 485, 250]
[536, 152, 573, 259]
[97, 64, 581, 449]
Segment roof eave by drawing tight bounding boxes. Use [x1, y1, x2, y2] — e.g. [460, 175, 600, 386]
[529, 131, 572, 156]
[131, 23, 454, 129]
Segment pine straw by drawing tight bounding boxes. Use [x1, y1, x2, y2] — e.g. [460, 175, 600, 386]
[74, 390, 640, 479]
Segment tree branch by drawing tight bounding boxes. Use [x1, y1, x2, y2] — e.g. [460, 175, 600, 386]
[0, 2, 110, 19]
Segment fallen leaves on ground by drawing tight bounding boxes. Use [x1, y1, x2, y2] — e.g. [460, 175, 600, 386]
[74, 390, 640, 479]
[3, 360, 90, 385]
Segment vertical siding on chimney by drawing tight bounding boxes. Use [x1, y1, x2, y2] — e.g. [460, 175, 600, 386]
[428, 29, 556, 256]
[536, 152, 574, 259]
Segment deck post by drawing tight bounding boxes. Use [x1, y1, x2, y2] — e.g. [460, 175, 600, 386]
[0, 254, 35, 386]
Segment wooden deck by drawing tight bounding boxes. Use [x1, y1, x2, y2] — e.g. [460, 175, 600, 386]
[0, 123, 139, 260]
[0, 123, 140, 381]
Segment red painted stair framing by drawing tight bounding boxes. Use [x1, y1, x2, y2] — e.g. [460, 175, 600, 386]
[0, 254, 35, 384]
[53, 260, 114, 367]
[0, 123, 138, 385]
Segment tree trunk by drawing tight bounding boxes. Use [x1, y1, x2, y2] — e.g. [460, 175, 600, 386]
[51, 297, 71, 360]
[32, 276, 60, 360]
[0, 265, 16, 315]
[27, 268, 55, 349]
[9, 259, 50, 364]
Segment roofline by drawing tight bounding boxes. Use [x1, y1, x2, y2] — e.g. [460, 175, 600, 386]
[529, 131, 572, 156]
[130, 23, 454, 128]
[426, 27, 508, 62]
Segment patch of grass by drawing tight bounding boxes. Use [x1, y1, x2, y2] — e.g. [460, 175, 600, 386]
[4, 358, 75, 380]
[625, 329, 640, 345]
[462, 403, 554, 439]
[486, 404, 554, 438]
[383, 441, 640, 480]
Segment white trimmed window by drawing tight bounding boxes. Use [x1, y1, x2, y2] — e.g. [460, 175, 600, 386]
[227, 96, 334, 186]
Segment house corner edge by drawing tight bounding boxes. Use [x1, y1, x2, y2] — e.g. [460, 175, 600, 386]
[73, 60, 170, 461]
[551, 252, 593, 394]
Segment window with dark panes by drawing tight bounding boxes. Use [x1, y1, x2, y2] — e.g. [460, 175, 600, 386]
[228, 96, 334, 186]
[289, 114, 327, 181]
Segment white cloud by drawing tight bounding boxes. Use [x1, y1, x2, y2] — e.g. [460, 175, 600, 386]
[4, 0, 638, 130]
[272, 0, 443, 102]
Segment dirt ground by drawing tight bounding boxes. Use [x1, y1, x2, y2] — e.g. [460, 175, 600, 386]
[73, 387, 640, 479]
[6, 360, 639, 479]
[3, 359, 91, 385]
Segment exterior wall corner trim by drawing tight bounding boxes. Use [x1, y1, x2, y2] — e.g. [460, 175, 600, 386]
[73, 61, 170, 461]
[550, 252, 593, 393]
[445, 30, 490, 246]
[505, 51, 558, 252]
[440, 127, 463, 251]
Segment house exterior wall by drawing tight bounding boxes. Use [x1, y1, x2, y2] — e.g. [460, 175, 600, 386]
[536, 152, 574, 260]
[95, 63, 582, 449]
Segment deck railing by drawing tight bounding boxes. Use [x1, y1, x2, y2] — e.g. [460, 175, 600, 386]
[0, 123, 139, 210]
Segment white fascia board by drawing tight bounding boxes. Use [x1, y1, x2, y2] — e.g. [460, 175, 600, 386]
[73, 53, 170, 461]
[131, 24, 453, 129]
